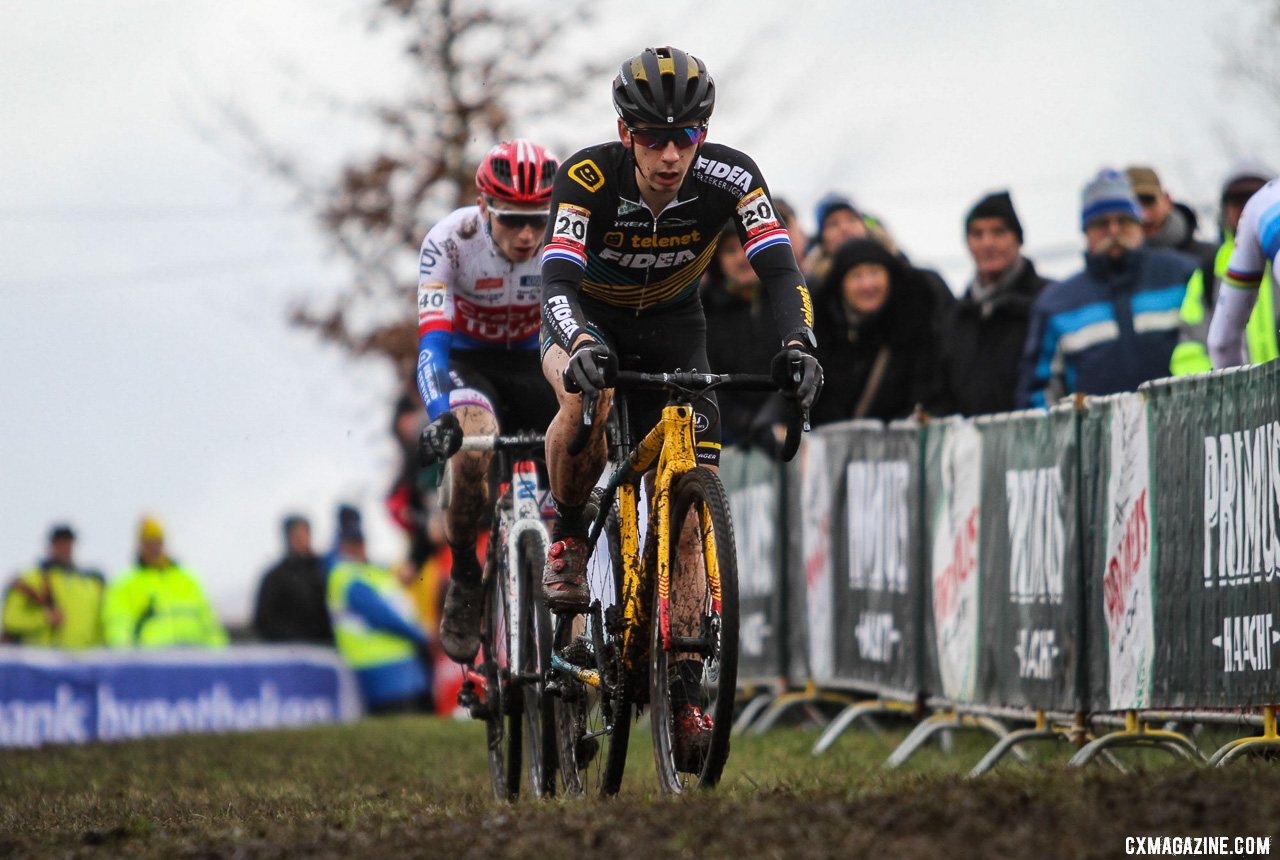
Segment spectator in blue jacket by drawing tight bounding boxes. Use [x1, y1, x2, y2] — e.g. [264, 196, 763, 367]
[326, 512, 434, 715]
[1016, 169, 1197, 407]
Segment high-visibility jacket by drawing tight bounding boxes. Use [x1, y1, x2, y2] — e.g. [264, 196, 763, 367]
[326, 560, 421, 670]
[326, 559, 429, 708]
[1171, 235, 1278, 375]
[2, 563, 105, 648]
[102, 561, 228, 648]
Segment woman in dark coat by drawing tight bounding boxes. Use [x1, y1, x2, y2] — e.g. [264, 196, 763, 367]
[809, 238, 939, 426]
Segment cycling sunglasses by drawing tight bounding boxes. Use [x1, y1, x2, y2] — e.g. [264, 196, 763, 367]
[488, 209, 550, 230]
[627, 124, 708, 151]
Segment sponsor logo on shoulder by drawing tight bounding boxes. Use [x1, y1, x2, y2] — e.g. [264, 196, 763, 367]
[694, 156, 753, 194]
[567, 159, 605, 193]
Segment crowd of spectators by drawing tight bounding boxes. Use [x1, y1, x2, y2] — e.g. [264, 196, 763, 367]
[3, 397, 447, 716]
[8, 159, 1276, 717]
[703, 160, 1278, 438]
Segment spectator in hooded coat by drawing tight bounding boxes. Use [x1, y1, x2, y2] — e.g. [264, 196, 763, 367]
[810, 239, 939, 426]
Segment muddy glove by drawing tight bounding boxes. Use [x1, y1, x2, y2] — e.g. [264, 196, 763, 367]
[562, 341, 617, 395]
[771, 347, 824, 412]
[418, 411, 462, 465]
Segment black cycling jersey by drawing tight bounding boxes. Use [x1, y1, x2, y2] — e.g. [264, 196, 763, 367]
[540, 141, 815, 353]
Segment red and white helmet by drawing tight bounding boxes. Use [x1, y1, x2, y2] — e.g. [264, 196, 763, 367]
[475, 139, 558, 207]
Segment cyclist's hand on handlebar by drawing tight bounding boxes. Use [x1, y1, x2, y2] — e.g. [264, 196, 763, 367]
[771, 347, 824, 412]
[418, 411, 463, 465]
[562, 341, 617, 395]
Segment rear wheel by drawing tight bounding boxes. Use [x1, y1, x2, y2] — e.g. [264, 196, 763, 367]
[650, 467, 740, 793]
[481, 537, 521, 800]
[553, 490, 633, 796]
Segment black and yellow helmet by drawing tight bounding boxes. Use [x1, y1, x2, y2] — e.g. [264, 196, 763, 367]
[612, 46, 715, 126]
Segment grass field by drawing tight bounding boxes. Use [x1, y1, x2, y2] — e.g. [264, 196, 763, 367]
[3, 713, 1279, 859]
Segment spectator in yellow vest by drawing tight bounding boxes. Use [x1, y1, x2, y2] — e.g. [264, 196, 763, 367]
[326, 512, 433, 715]
[2, 524, 105, 648]
[102, 516, 227, 648]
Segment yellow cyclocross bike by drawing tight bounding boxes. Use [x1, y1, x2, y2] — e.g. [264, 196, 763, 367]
[547, 367, 805, 795]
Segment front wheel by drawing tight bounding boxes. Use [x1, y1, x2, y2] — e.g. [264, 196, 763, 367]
[481, 539, 521, 800]
[650, 466, 740, 793]
[516, 530, 556, 797]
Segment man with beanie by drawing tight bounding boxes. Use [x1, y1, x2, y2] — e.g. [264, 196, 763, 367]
[1126, 165, 1216, 260]
[1172, 159, 1278, 374]
[934, 190, 1053, 416]
[1017, 169, 1196, 407]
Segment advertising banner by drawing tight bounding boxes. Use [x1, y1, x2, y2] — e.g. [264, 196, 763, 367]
[721, 447, 786, 684]
[1143, 360, 1280, 707]
[973, 405, 1081, 711]
[797, 428, 842, 685]
[1081, 392, 1156, 711]
[829, 420, 922, 697]
[0, 645, 362, 748]
[924, 417, 984, 704]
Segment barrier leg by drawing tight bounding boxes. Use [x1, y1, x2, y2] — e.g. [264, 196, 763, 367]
[884, 711, 1011, 770]
[1068, 711, 1204, 768]
[732, 691, 776, 736]
[969, 711, 1074, 776]
[811, 699, 915, 756]
[1208, 705, 1280, 767]
[749, 679, 856, 736]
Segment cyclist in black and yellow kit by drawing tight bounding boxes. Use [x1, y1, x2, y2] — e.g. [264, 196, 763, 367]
[537, 46, 822, 766]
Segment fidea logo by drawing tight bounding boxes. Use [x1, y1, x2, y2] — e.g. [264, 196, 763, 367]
[1203, 421, 1280, 588]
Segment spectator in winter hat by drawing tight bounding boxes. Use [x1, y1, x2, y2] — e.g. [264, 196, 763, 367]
[804, 193, 869, 281]
[1125, 165, 1215, 260]
[934, 190, 1053, 416]
[1016, 169, 1195, 407]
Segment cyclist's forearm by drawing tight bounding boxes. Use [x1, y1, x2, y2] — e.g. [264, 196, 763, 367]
[416, 331, 453, 420]
[751, 245, 816, 348]
[542, 263, 592, 352]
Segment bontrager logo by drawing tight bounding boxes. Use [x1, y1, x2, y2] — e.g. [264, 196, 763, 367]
[693, 156, 752, 194]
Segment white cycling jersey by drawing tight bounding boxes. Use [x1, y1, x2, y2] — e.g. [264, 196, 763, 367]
[416, 206, 543, 417]
[1208, 180, 1280, 368]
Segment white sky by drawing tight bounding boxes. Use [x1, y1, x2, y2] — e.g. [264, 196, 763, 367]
[1, 0, 1272, 624]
